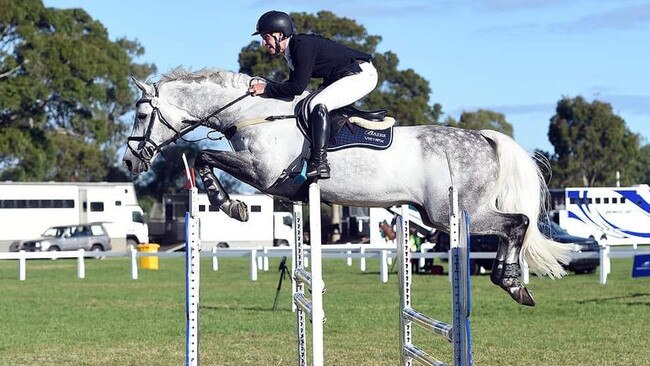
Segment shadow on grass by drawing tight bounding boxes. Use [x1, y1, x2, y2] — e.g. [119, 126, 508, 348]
[201, 304, 292, 312]
[578, 292, 650, 306]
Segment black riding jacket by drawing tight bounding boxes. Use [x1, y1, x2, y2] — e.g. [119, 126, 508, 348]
[264, 34, 372, 99]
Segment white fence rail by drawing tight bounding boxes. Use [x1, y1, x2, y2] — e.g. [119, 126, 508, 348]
[1, 245, 648, 284]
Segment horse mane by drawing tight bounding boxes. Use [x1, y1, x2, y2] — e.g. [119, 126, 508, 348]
[157, 67, 251, 89]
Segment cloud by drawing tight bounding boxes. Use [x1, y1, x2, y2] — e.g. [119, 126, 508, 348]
[557, 3, 650, 32]
[474, 0, 566, 12]
[472, 2, 650, 35]
[599, 94, 650, 116]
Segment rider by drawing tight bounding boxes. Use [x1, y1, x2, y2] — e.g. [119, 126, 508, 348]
[249, 10, 378, 179]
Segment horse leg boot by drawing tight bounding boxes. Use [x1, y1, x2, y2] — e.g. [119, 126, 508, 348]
[195, 154, 249, 222]
[490, 214, 535, 306]
[306, 104, 331, 179]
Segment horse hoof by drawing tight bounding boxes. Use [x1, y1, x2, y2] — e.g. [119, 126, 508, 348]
[491, 261, 535, 306]
[223, 200, 249, 222]
[504, 285, 536, 307]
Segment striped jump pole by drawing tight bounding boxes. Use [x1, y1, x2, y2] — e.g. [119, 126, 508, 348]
[293, 183, 326, 366]
[183, 154, 201, 366]
[398, 186, 473, 366]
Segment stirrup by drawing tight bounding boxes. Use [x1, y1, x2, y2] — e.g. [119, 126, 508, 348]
[306, 161, 330, 179]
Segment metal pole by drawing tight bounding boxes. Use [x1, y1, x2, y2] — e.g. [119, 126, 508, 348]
[184, 153, 201, 366]
[293, 203, 307, 365]
[309, 184, 325, 366]
[398, 204, 413, 366]
[291, 204, 299, 313]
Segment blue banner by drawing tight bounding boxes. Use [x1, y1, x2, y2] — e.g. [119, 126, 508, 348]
[632, 254, 650, 278]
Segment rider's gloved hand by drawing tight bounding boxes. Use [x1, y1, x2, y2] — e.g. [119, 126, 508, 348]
[248, 82, 266, 96]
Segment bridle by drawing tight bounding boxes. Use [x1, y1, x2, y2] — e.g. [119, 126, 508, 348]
[126, 82, 252, 165]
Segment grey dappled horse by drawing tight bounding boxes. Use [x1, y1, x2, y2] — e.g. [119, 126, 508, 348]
[122, 68, 570, 306]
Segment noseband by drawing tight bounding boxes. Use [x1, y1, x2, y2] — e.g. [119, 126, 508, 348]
[127, 82, 252, 165]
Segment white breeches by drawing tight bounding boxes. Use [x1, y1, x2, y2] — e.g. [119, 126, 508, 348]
[308, 61, 378, 113]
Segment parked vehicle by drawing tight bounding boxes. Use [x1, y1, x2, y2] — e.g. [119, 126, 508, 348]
[0, 182, 148, 252]
[12, 223, 111, 252]
[554, 185, 650, 247]
[433, 220, 600, 275]
[148, 192, 294, 249]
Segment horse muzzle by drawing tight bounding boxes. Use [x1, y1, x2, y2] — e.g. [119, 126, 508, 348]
[122, 156, 150, 174]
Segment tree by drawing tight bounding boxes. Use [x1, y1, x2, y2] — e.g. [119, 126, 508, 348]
[444, 109, 513, 137]
[0, 0, 156, 181]
[238, 10, 442, 126]
[639, 144, 650, 185]
[546, 96, 641, 187]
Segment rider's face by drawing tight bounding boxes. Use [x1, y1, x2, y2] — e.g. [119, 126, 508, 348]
[260, 32, 283, 54]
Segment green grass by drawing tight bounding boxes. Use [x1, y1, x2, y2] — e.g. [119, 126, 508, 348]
[0, 256, 649, 366]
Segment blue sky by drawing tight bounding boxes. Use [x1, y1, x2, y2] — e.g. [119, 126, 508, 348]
[44, 0, 650, 153]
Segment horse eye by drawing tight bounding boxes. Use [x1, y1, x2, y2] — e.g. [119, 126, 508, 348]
[137, 113, 147, 120]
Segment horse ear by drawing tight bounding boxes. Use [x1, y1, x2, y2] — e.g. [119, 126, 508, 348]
[131, 77, 155, 96]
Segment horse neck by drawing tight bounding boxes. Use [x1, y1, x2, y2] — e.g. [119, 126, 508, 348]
[161, 79, 300, 133]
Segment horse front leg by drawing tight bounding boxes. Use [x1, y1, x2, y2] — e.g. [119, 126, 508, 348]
[194, 149, 258, 222]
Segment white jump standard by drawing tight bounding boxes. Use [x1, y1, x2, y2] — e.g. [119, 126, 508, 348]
[292, 183, 326, 366]
[183, 155, 201, 366]
[398, 187, 473, 366]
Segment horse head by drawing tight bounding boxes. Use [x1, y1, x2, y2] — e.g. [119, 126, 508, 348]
[122, 77, 206, 173]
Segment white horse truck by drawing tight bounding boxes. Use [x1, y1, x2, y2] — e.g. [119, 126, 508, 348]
[0, 182, 149, 252]
[557, 185, 650, 248]
[149, 192, 293, 250]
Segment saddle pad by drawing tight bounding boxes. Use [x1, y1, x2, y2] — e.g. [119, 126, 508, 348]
[329, 122, 393, 151]
[295, 92, 393, 151]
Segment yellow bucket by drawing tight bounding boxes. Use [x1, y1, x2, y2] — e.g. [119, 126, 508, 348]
[137, 243, 160, 270]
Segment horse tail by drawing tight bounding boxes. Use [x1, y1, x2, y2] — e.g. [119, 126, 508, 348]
[479, 129, 571, 278]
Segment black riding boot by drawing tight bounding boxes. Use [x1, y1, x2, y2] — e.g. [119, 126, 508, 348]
[306, 104, 331, 179]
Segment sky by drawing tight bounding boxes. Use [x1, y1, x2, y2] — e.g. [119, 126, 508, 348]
[43, 0, 650, 153]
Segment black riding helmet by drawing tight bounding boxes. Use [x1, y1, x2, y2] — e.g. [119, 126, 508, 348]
[252, 10, 295, 37]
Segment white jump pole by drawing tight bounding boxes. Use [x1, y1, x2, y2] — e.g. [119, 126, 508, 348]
[183, 154, 201, 366]
[309, 184, 325, 366]
[293, 183, 325, 366]
[212, 246, 218, 271]
[600, 244, 611, 285]
[77, 249, 85, 279]
[19, 250, 26, 281]
[130, 248, 138, 280]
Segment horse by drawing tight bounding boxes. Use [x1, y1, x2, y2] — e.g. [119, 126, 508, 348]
[122, 67, 571, 306]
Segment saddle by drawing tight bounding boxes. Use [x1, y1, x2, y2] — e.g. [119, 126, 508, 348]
[295, 92, 395, 151]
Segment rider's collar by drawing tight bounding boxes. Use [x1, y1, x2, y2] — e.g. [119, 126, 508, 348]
[284, 44, 294, 70]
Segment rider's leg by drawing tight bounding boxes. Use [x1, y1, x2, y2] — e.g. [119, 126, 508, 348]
[307, 62, 378, 179]
[306, 104, 331, 179]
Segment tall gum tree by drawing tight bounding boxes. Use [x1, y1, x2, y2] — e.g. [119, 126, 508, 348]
[547, 96, 641, 187]
[0, 0, 156, 181]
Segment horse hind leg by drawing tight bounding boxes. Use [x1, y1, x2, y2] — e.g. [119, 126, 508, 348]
[485, 212, 536, 306]
[195, 151, 249, 222]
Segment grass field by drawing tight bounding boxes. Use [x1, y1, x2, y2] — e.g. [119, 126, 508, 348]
[1, 256, 649, 366]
